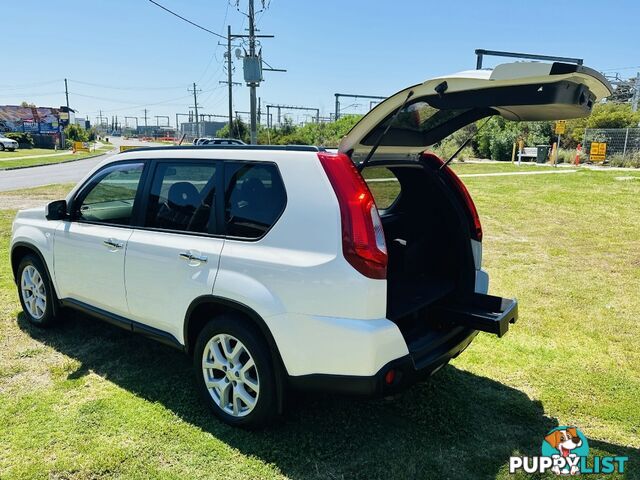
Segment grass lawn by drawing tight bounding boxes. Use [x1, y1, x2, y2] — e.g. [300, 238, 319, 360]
[1, 169, 639, 479]
[0, 144, 113, 170]
[0, 148, 62, 159]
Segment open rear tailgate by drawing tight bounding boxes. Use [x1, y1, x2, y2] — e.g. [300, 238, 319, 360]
[432, 293, 518, 337]
[339, 61, 612, 163]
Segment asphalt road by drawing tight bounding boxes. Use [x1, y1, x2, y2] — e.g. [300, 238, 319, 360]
[0, 137, 162, 192]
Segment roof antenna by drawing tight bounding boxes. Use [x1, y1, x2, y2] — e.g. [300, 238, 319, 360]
[357, 89, 414, 171]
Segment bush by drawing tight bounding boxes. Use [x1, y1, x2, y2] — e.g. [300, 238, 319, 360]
[5, 132, 34, 147]
[608, 151, 640, 168]
[430, 138, 475, 161]
[555, 148, 576, 164]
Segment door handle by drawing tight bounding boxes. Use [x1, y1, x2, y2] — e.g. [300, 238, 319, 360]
[179, 251, 208, 263]
[103, 238, 124, 249]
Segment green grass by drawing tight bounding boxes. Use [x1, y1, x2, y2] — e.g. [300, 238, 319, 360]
[1, 170, 639, 479]
[0, 148, 62, 158]
[0, 145, 113, 170]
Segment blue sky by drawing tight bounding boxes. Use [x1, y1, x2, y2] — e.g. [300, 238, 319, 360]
[3, 0, 639, 125]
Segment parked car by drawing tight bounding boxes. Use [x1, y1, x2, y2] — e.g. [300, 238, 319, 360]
[0, 134, 19, 151]
[10, 62, 611, 427]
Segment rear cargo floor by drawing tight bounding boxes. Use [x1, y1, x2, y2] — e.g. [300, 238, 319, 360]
[386, 275, 455, 320]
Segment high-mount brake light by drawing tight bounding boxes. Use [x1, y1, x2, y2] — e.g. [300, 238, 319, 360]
[318, 152, 387, 279]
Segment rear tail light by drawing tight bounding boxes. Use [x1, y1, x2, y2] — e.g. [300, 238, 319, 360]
[423, 153, 483, 242]
[318, 152, 387, 279]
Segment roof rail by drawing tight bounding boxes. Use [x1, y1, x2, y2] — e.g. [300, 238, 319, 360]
[119, 144, 323, 154]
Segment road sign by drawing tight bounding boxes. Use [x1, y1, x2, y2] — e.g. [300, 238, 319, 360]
[555, 120, 566, 135]
[72, 141, 90, 153]
[589, 142, 607, 162]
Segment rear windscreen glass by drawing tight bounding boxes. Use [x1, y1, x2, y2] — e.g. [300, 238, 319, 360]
[361, 99, 495, 147]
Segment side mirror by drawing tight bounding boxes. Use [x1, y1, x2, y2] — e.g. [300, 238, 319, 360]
[45, 200, 68, 221]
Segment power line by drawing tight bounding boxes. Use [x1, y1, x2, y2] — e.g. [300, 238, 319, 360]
[147, 0, 226, 39]
[69, 80, 185, 91]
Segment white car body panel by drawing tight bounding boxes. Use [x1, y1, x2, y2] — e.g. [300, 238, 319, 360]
[11, 207, 59, 291]
[53, 222, 132, 316]
[125, 229, 224, 342]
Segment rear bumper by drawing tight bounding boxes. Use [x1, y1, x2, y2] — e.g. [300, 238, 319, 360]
[288, 327, 478, 396]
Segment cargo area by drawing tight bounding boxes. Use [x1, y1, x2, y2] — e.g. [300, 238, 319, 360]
[365, 158, 517, 349]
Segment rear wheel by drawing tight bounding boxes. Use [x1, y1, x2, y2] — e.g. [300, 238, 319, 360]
[17, 254, 59, 327]
[193, 316, 278, 428]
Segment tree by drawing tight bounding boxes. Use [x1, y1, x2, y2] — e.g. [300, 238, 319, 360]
[216, 118, 249, 143]
[20, 101, 36, 108]
[63, 124, 88, 143]
[565, 103, 640, 147]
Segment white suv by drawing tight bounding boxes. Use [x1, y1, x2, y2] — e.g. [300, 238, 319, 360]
[10, 62, 611, 427]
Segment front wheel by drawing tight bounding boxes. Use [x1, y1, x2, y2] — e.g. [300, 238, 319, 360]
[17, 254, 59, 327]
[193, 316, 279, 428]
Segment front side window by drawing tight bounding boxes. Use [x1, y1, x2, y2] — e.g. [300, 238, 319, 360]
[76, 162, 144, 225]
[145, 162, 218, 234]
[224, 162, 286, 239]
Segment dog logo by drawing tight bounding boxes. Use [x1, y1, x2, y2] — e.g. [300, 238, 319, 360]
[541, 426, 589, 475]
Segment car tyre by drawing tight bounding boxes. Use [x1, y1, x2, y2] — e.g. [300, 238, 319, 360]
[193, 315, 279, 428]
[17, 254, 59, 327]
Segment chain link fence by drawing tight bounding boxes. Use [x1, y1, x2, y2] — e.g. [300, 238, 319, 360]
[583, 128, 640, 165]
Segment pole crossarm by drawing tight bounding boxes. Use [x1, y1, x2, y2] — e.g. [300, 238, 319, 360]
[334, 93, 386, 120]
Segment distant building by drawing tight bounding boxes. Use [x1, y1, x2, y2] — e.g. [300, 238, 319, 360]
[75, 118, 91, 129]
[136, 125, 177, 137]
[0, 104, 75, 147]
[0, 105, 74, 134]
[180, 121, 226, 137]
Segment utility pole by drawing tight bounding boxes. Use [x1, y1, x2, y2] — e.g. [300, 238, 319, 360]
[248, 0, 257, 144]
[188, 82, 201, 137]
[233, 1, 284, 143]
[143, 109, 149, 135]
[218, 26, 242, 138]
[61, 78, 70, 148]
[228, 25, 233, 132]
[64, 78, 70, 113]
[97, 110, 107, 131]
[632, 72, 640, 113]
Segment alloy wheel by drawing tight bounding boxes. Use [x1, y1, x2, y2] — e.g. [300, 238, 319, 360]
[202, 333, 260, 417]
[21, 265, 47, 320]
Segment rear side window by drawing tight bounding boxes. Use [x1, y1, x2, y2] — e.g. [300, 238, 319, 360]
[145, 162, 217, 234]
[362, 167, 401, 210]
[224, 162, 286, 239]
